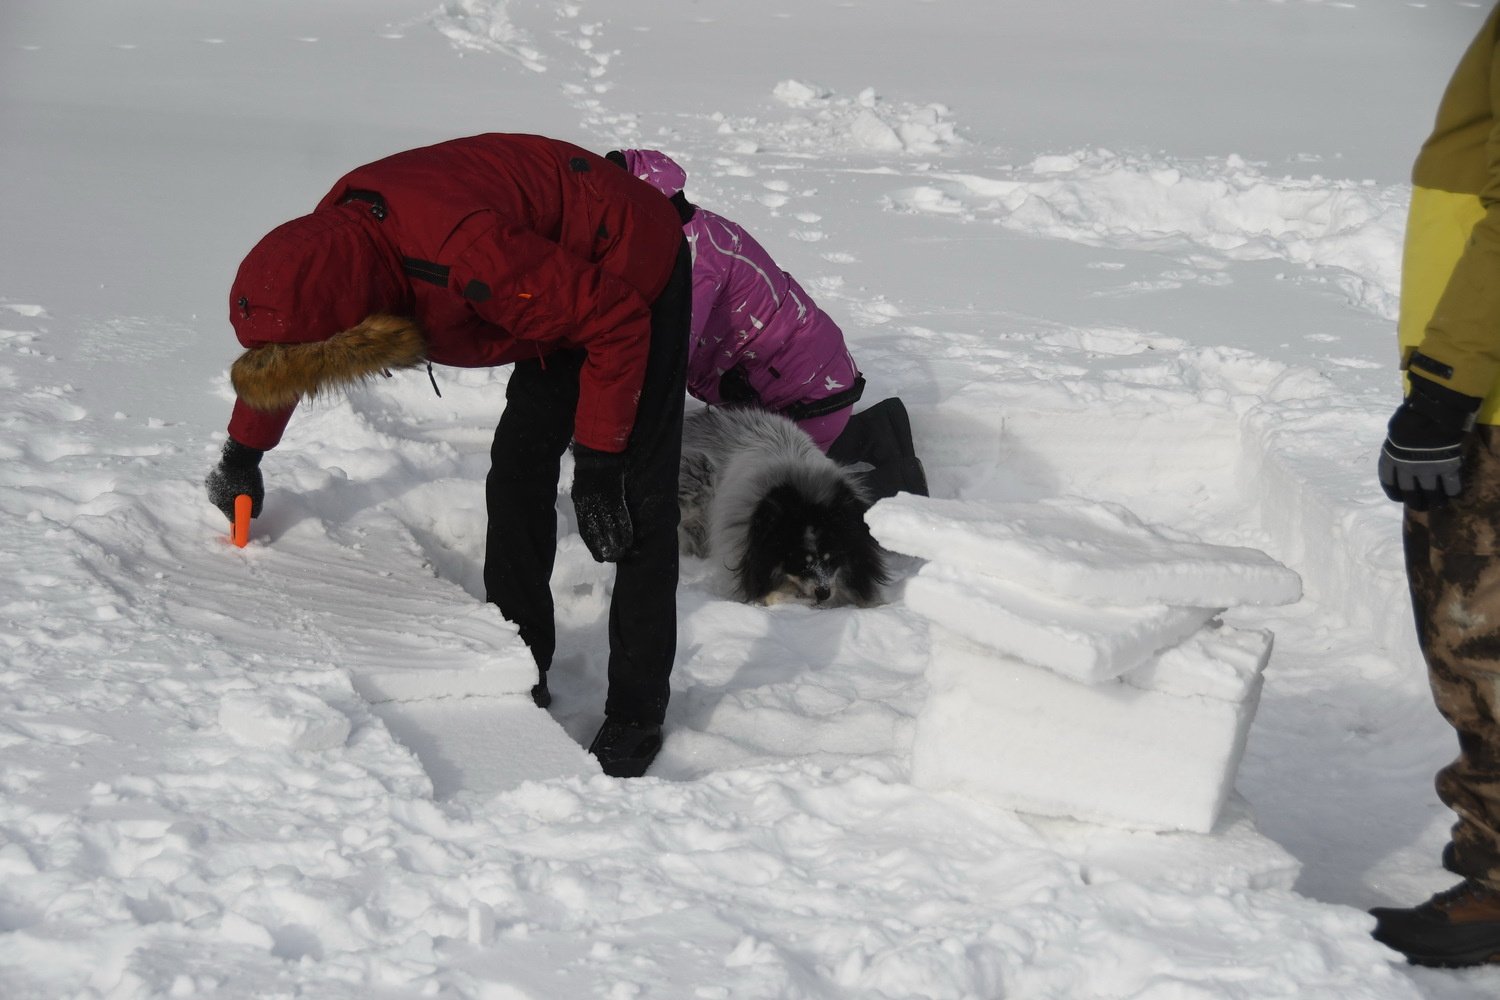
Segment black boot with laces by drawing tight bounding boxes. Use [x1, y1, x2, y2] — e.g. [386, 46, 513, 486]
[1371, 879, 1500, 967]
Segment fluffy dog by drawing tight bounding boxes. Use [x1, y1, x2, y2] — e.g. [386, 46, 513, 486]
[678, 406, 887, 606]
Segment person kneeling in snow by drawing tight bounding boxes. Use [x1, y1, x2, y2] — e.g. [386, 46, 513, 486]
[204, 133, 691, 779]
[1374, 2, 1500, 967]
[608, 148, 928, 501]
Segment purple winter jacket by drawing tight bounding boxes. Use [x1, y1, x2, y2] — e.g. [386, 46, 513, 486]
[619, 149, 860, 451]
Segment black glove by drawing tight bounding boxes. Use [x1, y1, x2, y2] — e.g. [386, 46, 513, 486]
[206, 438, 265, 522]
[571, 444, 632, 563]
[1378, 371, 1482, 511]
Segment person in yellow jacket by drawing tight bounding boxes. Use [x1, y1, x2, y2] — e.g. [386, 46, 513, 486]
[1373, 2, 1500, 967]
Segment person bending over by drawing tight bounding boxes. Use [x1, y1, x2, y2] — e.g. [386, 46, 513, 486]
[205, 133, 691, 778]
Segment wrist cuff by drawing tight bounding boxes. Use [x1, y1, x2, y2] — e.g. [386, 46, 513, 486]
[222, 438, 265, 468]
[572, 442, 626, 470]
[1406, 372, 1481, 435]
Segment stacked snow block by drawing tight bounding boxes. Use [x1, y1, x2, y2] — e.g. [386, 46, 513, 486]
[867, 495, 1302, 833]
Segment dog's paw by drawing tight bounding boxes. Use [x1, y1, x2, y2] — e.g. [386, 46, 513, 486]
[762, 584, 815, 608]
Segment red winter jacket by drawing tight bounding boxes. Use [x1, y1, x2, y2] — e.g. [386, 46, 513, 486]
[225, 133, 684, 453]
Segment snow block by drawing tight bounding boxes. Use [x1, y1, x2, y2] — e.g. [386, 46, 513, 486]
[904, 562, 1219, 683]
[349, 647, 537, 704]
[373, 698, 598, 797]
[868, 495, 1302, 607]
[911, 624, 1270, 833]
[332, 604, 538, 704]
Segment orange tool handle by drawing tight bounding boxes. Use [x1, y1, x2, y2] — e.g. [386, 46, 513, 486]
[232, 494, 252, 548]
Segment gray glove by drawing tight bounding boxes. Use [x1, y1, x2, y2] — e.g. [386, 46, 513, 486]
[206, 438, 265, 521]
[1378, 371, 1480, 511]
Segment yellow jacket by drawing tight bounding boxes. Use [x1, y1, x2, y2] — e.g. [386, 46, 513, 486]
[1401, 2, 1500, 424]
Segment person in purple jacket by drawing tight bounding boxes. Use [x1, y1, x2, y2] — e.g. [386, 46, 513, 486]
[609, 148, 928, 501]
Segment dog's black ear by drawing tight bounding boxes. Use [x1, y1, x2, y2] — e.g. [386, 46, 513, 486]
[738, 485, 797, 600]
[832, 480, 890, 604]
[832, 479, 869, 520]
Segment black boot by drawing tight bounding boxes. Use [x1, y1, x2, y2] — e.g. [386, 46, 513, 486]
[1371, 880, 1500, 967]
[827, 397, 928, 502]
[898, 456, 930, 498]
[530, 673, 552, 709]
[588, 718, 663, 778]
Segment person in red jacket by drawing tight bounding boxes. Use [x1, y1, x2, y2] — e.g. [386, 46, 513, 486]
[203, 133, 691, 778]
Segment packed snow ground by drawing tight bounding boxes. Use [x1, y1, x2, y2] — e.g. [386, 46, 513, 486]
[4, 0, 1500, 996]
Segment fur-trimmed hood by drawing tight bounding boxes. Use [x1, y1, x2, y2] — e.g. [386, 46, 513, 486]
[230, 313, 426, 412]
[228, 204, 418, 411]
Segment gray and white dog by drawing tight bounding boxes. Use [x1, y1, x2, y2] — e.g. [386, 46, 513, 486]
[677, 406, 887, 606]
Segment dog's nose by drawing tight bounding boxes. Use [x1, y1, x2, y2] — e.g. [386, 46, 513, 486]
[814, 586, 831, 603]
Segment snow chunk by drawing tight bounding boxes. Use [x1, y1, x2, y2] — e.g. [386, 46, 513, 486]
[731, 81, 961, 155]
[904, 562, 1218, 683]
[772, 78, 832, 107]
[848, 109, 905, 153]
[349, 629, 537, 704]
[1032, 153, 1082, 174]
[429, 0, 546, 72]
[1134, 625, 1271, 703]
[218, 686, 351, 751]
[869, 494, 1302, 607]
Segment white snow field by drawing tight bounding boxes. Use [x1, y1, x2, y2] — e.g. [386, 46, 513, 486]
[4, 0, 1500, 996]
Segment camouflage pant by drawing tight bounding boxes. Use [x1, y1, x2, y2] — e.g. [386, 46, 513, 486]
[1406, 424, 1500, 887]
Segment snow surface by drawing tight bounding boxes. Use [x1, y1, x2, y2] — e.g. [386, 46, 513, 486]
[5, 0, 1500, 996]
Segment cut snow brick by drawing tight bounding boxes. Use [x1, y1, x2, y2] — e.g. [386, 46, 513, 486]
[904, 562, 1219, 683]
[373, 698, 598, 796]
[348, 644, 537, 703]
[348, 659, 537, 707]
[911, 624, 1271, 833]
[868, 494, 1302, 607]
[319, 601, 538, 704]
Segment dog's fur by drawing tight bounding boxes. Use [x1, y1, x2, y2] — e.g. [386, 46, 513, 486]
[230, 313, 427, 412]
[678, 407, 887, 607]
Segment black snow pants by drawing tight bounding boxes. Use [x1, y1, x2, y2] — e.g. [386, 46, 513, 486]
[483, 243, 691, 727]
